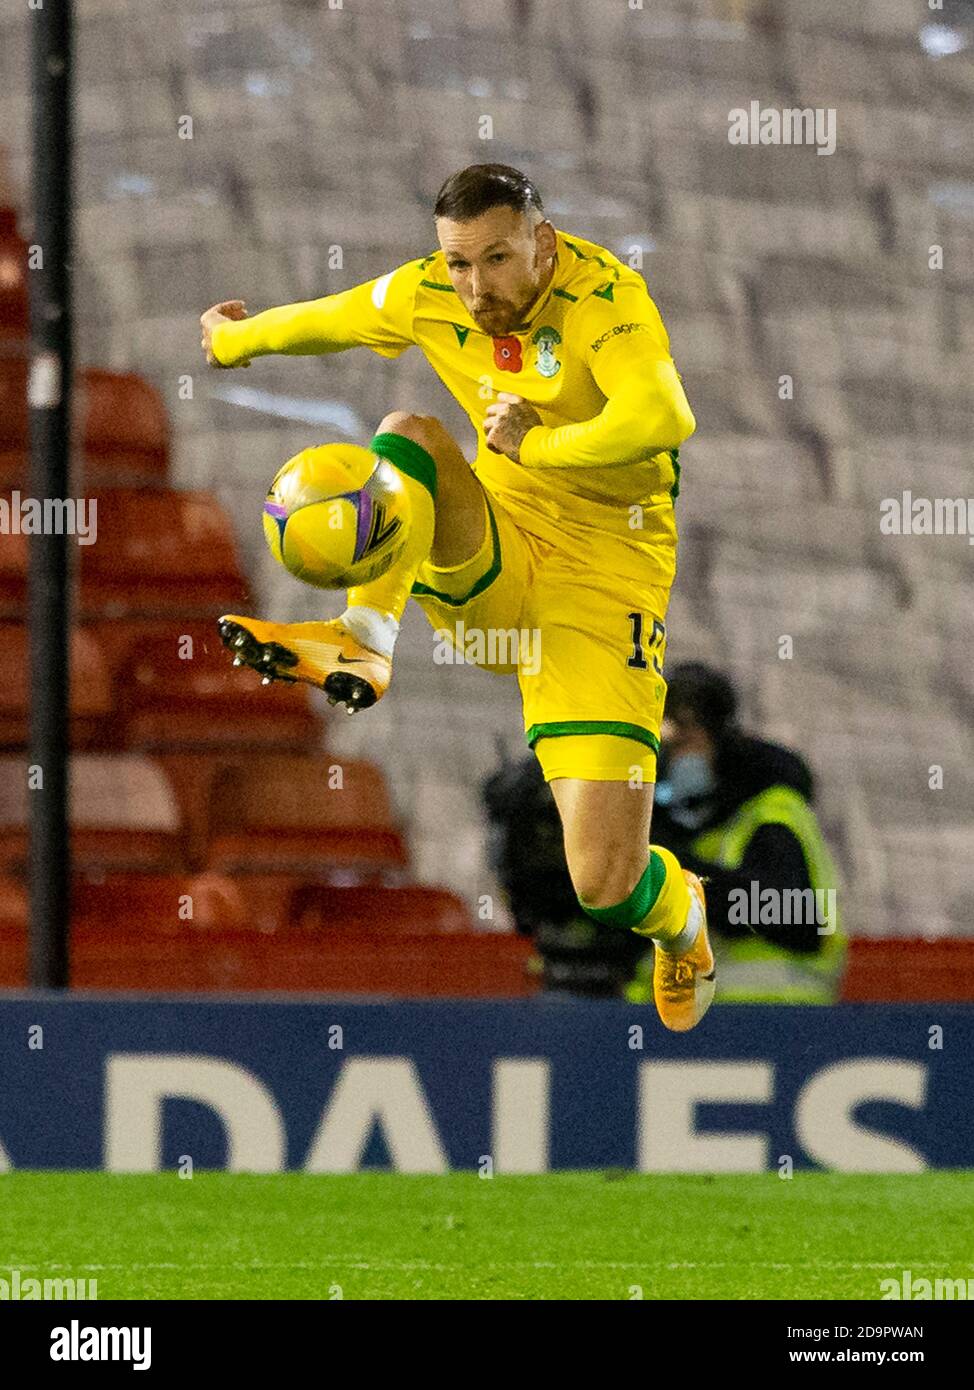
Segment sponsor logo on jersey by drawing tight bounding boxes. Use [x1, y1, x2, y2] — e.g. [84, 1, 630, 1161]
[590, 322, 652, 353]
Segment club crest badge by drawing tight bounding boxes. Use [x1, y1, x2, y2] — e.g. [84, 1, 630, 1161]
[532, 325, 562, 378]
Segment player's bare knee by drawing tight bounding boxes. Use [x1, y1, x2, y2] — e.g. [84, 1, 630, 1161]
[376, 411, 443, 453]
[375, 412, 470, 491]
[568, 850, 648, 910]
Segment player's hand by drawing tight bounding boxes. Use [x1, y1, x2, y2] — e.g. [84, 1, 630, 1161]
[483, 393, 542, 463]
[200, 300, 251, 367]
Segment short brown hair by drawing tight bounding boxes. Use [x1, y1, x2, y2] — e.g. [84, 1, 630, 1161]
[434, 164, 544, 221]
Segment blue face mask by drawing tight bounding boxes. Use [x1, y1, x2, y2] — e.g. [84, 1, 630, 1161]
[656, 753, 716, 828]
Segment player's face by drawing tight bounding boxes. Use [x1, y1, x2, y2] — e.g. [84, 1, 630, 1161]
[436, 206, 556, 337]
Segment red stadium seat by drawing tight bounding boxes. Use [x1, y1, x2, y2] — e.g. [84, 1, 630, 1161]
[0, 752, 186, 872]
[77, 367, 170, 484]
[0, 871, 257, 988]
[0, 361, 170, 489]
[51, 874, 532, 993]
[290, 882, 474, 933]
[0, 357, 28, 485]
[0, 487, 249, 619]
[0, 514, 27, 616]
[0, 869, 533, 994]
[205, 753, 408, 877]
[0, 624, 115, 749]
[72, 870, 247, 932]
[83, 488, 250, 616]
[0, 874, 27, 985]
[79, 488, 249, 617]
[0, 208, 28, 341]
[841, 938, 974, 1002]
[0, 873, 26, 927]
[112, 620, 322, 752]
[62, 923, 537, 995]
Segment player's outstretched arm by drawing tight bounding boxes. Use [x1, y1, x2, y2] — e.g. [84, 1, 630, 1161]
[200, 266, 418, 369]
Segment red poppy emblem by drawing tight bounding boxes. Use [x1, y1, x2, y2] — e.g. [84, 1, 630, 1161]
[492, 336, 523, 372]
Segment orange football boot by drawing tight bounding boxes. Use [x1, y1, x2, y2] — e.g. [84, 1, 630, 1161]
[653, 871, 716, 1032]
[218, 614, 391, 714]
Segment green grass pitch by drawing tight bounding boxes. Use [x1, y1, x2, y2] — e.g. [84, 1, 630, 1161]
[1, 1172, 971, 1300]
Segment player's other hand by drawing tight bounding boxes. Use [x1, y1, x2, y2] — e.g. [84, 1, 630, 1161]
[484, 393, 542, 463]
[200, 300, 250, 367]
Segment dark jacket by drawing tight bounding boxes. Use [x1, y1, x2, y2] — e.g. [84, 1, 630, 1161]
[652, 732, 823, 952]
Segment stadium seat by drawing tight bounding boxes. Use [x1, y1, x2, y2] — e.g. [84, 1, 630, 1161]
[0, 870, 258, 988]
[77, 367, 170, 485]
[842, 939, 974, 1002]
[0, 356, 28, 486]
[0, 361, 169, 489]
[0, 207, 28, 341]
[0, 871, 536, 994]
[80, 488, 249, 616]
[204, 753, 408, 878]
[0, 753, 185, 872]
[0, 624, 115, 750]
[0, 488, 249, 619]
[0, 514, 26, 617]
[0, 874, 27, 986]
[290, 882, 474, 933]
[65, 922, 535, 995]
[264, 923, 538, 996]
[72, 869, 247, 932]
[111, 620, 322, 752]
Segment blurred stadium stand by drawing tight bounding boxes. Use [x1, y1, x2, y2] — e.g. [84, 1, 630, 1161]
[0, 0, 972, 992]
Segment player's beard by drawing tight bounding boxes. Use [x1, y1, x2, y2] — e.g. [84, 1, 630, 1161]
[472, 251, 555, 334]
[471, 266, 548, 335]
[475, 292, 544, 335]
[471, 298, 522, 336]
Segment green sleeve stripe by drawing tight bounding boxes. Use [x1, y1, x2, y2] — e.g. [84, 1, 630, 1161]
[369, 432, 438, 501]
[420, 279, 456, 292]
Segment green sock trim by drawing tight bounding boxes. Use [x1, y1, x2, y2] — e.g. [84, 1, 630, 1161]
[369, 432, 438, 501]
[578, 850, 667, 931]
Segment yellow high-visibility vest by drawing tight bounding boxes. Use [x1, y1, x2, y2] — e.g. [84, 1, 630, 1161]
[689, 785, 847, 1004]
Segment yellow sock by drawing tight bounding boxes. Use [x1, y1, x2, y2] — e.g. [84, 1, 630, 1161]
[632, 844, 693, 943]
[576, 844, 693, 945]
[345, 430, 437, 629]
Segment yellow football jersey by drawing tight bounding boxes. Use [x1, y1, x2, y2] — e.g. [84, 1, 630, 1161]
[211, 229, 695, 584]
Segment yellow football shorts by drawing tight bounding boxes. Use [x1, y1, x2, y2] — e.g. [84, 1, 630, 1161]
[409, 488, 670, 783]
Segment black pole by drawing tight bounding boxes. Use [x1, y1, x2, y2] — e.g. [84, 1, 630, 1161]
[27, 0, 74, 988]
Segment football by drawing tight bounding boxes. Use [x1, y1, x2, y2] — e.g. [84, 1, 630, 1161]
[262, 442, 410, 589]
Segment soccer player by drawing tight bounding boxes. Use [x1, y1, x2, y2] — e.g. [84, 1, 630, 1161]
[199, 164, 714, 1031]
